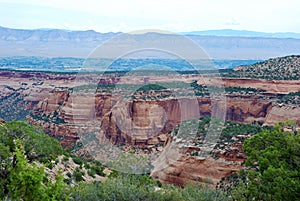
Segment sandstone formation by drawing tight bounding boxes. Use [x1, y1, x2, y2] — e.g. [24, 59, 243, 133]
[150, 134, 245, 186]
[25, 87, 282, 187]
[199, 77, 300, 93]
[27, 88, 277, 148]
[264, 105, 300, 126]
[2, 70, 300, 187]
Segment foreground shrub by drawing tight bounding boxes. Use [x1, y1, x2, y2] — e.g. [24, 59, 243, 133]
[0, 121, 65, 200]
[8, 140, 65, 201]
[229, 121, 300, 201]
[60, 174, 227, 201]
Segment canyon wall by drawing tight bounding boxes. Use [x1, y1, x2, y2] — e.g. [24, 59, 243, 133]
[28, 89, 276, 147]
[2, 71, 300, 187]
[27, 86, 298, 186]
[199, 77, 300, 93]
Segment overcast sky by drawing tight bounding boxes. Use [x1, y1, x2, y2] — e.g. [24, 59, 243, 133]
[1, 0, 300, 33]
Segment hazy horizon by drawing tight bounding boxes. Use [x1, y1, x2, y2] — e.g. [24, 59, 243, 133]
[1, 0, 300, 33]
[2, 25, 300, 35]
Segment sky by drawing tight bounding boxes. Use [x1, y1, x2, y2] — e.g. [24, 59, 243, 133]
[0, 0, 300, 33]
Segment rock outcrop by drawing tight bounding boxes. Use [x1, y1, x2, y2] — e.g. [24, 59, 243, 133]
[264, 105, 300, 126]
[151, 151, 242, 186]
[27, 88, 277, 147]
[2, 70, 300, 187]
[199, 77, 300, 93]
[150, 131, 248, 187]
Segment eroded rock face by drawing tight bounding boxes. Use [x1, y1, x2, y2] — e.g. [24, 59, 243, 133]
[26, 86, 293, 187]
[3, 71, 300, 187]
[151, 154, 242, 187]
[25, 87, 275, 187]
[101, 98, 204, 146]
[225, 96, 273, 123]
[28, 90, 203, 147]
[150, 136, 245, 187]
[0, 71, 80, 121]
[264, 105, 300, 126]
[27, 88, 276, 148]
[200, 78, 300, 93]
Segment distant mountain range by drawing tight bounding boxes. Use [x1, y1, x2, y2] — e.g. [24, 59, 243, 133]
[0, 26, 118, 42]
[0, 26, 300, 60]
[181, 29, 300, 39]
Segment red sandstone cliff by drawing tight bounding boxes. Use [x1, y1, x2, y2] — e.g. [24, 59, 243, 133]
[27, 88, 277, 148]
[2, 71, 299, 187]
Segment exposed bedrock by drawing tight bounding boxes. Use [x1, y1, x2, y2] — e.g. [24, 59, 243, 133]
[26, 79, 300, 187]
[28, 88, 285, 149]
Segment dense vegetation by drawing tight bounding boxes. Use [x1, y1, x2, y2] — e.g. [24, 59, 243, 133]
[0, 121, 65, 200]
[0, 120, 227, 201]
[221, 121, 300, 200]
[60, 174, 227, 201]
[1, 119, 299, 200]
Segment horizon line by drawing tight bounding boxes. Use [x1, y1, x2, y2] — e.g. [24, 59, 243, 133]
[1, 25, 300, 35]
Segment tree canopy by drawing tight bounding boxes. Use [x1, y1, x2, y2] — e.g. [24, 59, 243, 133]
[0, 121, 65, 200]
[231, 121, 300, 201]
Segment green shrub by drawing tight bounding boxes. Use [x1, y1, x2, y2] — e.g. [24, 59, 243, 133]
[73, 167, 84, 182]
[66, 172, 72, 178]
[72, 156, 83, 166]
[63, 178, 72, 185]
[46, 162, 53, 170]
[84, 162, 90, 169]
[8, 140, 65, 201]
[0, 121, 65, 199]
[63, 156, 69, 162]
[92, 165, 105, 177]
[60, 174, 227, 201]
[229, 121, 300, 200]
[87, 169, 96, 178]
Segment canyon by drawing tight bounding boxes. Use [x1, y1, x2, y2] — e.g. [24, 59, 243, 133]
[1, 70, 300, 186]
